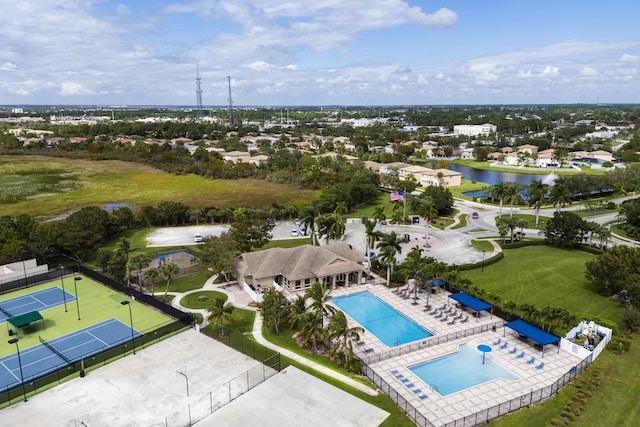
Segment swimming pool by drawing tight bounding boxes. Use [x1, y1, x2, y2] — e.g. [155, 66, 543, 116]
[331, 291, 433, 346]
[410, 344, 520, 396]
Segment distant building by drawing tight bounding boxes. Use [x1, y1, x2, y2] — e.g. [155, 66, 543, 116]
[453, 123, 497, 137]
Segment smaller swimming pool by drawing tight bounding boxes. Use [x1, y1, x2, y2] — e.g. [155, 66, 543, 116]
[331, 291, 433, 346]
[410, 344, 520, 396]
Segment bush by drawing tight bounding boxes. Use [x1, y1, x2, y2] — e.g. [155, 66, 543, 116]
[456, 252, 504, 271]
[606, 201, 616, 210]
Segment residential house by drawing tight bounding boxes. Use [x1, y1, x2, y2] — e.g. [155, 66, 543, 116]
[223, 151, 251, 163]
[379, 162, 409, 176]
[535, 149, 558, 168]
[453, 123, 497, 137]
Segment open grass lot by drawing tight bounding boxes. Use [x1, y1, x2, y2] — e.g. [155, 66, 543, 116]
[0, 276, 171, 358]
[450, 159, 602, 175]
[0, 156, 318, 219]
[460, 246, 620, 325]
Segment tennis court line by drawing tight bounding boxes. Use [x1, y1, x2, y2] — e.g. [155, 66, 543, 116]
[86, 331, 110, 347]
[0, 361, 21, 382]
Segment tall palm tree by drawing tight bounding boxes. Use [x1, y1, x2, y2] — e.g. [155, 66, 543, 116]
[115, 237, 133, 289]
[160, 261, 180, 301]
[208, 298, 234, 336]
[143, 267, 160, 296]
[527, 179, 549, 228]
[504, 182, 520, 217]
[326, 310, 364, 364]
[129, 252, 152, 291]
[415, 196, 437, 246]
[403, 246, 425, 304]
[491, 182, 507, 217]
[300, 205, 318, 245]
[612, 182, 627, 205]
[377, 231, 403, 286]
[549, 177, 572, 213]
[304, 281, 336, 328]
[298, 311, 325, 351]
[327, 214, 346, 243]
[363, 219, 381, 269]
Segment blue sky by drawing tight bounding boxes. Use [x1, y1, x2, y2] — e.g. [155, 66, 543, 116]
[1, 0, 639, 106]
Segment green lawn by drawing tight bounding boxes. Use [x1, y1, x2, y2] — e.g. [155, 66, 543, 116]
[0, 277, 171, 358]
[460, 246, 620, 325]
[178, 290, 227, 310]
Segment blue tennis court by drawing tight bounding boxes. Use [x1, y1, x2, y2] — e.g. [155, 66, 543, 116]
[0, 318, 141, 390]
[0, 287, 77, 322]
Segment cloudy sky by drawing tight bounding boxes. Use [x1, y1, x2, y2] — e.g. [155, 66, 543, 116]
[2, 0, 640, 106]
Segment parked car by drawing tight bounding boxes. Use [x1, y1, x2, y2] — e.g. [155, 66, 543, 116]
[293, 218, 301, 225]
[291, 229, 298, 237]
[267, 218, 275, 226]
[380, 220, 388, 225]
[472, 211, 479, 219]
[194, 233, 203, 243]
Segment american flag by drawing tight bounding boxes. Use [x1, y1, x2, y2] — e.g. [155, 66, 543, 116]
[390, 191, 405, 202]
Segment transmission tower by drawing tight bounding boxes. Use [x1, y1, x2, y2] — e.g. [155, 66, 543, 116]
[227, 76, 234, 127]
[195, 64, 203, 118]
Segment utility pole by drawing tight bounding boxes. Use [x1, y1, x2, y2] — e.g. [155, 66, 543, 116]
[227, 76, 234, 127]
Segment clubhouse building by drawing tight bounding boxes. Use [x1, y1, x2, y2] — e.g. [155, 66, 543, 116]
[233, 243, 366, 302]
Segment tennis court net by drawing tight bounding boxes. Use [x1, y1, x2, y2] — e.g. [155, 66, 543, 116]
[39, 335, 74, 366]
[0, 306, 12, 318]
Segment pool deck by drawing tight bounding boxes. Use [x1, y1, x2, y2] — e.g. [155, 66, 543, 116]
[330, 284, 585, 427]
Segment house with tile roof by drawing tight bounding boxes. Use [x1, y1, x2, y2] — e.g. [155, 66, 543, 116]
[233, 243, 366, 302]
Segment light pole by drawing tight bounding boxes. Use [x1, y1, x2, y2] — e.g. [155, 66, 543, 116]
[120, 301, 135, 355]
[21, 249, 29, 288]
[8, 338, 27, 402]
[58, 267, 68, 312]
[482, 250, 486, 272]
[73, 276, 82, 320]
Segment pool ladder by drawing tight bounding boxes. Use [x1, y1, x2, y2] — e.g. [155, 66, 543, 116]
[429, 383, 439, 392]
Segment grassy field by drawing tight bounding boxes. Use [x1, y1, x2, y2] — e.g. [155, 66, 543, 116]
[0, 156, 318, 219]
[450, 159, 602, 175]
[0, 277, 171, 358]
[460, 246, 620, 325]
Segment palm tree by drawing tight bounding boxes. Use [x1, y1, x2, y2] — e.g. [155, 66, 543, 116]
[326, 310, 364, 364]
[612, 182, 627, 205]
[298, 311, 325, 351]
[288, 294, 308, 331]
[504, 182, 520, 217]
[129, 252, 152, 291]
[160, 261, 180, 301]
[491, 182, 507, 216]
[403, 246, 425, 305]
[372, 206, 386, 223]
[549, 178, 572, 213]
[208, 298, 234, 336]
[304, 281, 336, 328]
[363, 219, 381, 269]
[527, 179, 549, 228]
[377, 232, 403, 286]
[415, 197, 437, 246]
[143, 267, 160, 296]
[115, 237, 133, 289]
[300, 206, 318, 245]
[327, 214, 346, 243]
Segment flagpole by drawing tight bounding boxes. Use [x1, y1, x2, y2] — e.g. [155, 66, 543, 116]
[403, 188, 406, 223]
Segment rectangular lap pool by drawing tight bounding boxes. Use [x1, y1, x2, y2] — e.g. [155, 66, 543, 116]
[410, 343, 520, 396]
[331, 291, 433, 346]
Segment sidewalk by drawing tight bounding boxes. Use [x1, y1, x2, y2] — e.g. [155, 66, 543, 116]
[169, 276, 379, 397]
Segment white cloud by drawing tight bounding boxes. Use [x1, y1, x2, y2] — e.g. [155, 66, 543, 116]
[1, 62, 17, 71]
[580, 66, 598, 76]
[116, 4, 130, 15]
[58, 82, 94, 96]
[621, 53, 639, 62]
[541, 66, 559, 76]
[247, 61, 274, 71]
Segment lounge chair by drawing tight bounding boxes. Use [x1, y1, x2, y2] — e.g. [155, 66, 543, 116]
[509, 347, 517, 355]
[364, 348, 374, 353]
[500, 342, 508, 349]
[440, 315, 449, 322]
[390, 369, 399, 374]
[434, 312, 443, 319]
[460, 316, 469, 323]
[439, 303, 447, 310]
[493, 338, 502, 345]
[527, 356, 536, 365]
[516, 351, 525, 359]
[447, 318, 456, 325]
[357, 341, 365, 346]
[536, 362, 545, 369]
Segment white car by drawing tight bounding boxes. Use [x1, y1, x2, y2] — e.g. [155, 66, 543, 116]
[291, 229, 299, 237]
[194, 233, 203, 243]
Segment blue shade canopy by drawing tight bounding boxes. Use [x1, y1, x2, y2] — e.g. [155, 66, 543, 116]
[448, 292, 492, 312]
[505, 319, 560, 346]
